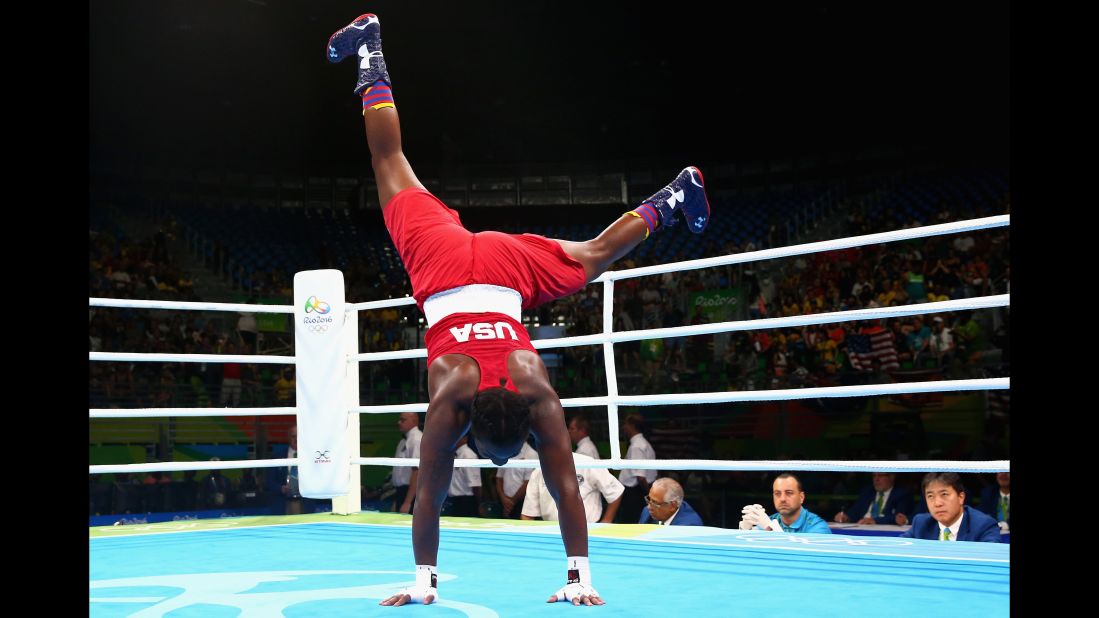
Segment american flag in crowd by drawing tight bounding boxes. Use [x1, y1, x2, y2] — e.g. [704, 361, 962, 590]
[847, 325, 899, 372]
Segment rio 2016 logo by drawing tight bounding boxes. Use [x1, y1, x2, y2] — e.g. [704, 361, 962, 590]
[303, 296, 334, 333]
[304, 296, 331, 314]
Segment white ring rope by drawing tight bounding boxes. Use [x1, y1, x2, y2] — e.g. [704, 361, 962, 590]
[347, 297, 417, 312]
[595, 214, 1009, 282]
[89, 215, 1010, 477]
[349, 378, 1008, 415]
[90, 407, 296, 419]
[90, 459, 297, 475]
[89, 352, 295, 364]
[354, 458, 1010, 473]
[91, 292, 1005, 367]
[344, 294, 1010, 363]
[536, 295, 1009, 349]
[89, 297, 295, 313]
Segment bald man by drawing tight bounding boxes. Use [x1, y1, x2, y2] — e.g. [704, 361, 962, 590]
[639, 478, 704, 526]
[740, 473, 832, 534]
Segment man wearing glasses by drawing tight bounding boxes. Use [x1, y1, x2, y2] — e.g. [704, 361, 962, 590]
[639, 478, 704, 526]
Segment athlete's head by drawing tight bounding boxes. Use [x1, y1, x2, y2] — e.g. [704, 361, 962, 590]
[470, 387, 530, 466]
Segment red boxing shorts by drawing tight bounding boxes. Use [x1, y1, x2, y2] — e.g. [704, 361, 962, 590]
[383, 188, 588, 311]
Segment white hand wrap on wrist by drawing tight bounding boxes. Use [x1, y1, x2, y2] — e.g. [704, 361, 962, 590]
[552, 556, 599, 602]
[396, 564, 438, 603]
[416, 565, 437, 590]
[566, 556, 591, 586]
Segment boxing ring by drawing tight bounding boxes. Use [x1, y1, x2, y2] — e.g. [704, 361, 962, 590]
[90, 215, 1010, 616]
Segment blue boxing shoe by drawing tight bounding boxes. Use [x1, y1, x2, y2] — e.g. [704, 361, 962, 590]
[326, 13, 391, 95]
[643, 166, 711, 234]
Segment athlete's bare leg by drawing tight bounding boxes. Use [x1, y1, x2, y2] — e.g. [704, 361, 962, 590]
[326, 13, 425, 209]
[364, 108, 426, 208]
[555, 215, 650, 283]
[557, 166, 711, 281]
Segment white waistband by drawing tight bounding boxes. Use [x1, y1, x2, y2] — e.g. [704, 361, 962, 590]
[423, 285, 522, 327]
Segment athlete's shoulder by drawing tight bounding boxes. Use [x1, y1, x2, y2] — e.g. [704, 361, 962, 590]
[427, 354, 480, 400]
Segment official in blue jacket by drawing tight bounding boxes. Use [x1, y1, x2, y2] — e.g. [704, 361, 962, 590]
[834, 472, 915, 525]
[740, 473, 832, 534]
[901, 472, 1001, 543]
[639, 478, 704, 526]
[978, 472, 1010, 530]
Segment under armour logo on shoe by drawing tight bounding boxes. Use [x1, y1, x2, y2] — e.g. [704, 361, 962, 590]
[359, 43, 384, 68]
[328, 45, 338, 59]
[666, 189, 685, 209]
[693, 215, 707, 229]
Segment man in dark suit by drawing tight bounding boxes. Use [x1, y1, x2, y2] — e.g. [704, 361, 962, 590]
[901, 472, 1001, 542]
[978, 472, 1010, 531]
[834, 472, 914, 525]
[639, 478, 704, 526]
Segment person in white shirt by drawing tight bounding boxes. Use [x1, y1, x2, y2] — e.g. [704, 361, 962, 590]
[442, 436, 482, 517]
[616, 414, 656, 523]
[928, 316, 955, 366]
[391, 412, 422, 514]
[522, 453, 624, 523]
[496, 440, 538, 518]
[568, 414, 600, 459]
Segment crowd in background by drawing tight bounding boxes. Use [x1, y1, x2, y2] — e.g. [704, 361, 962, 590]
[90, 169, 1010, 524]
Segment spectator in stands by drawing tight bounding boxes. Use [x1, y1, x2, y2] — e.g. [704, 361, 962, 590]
[640, 283, 662, 328]
[220, 340, 243, 407]
[639, 338, 664, 389]
[441, 436, 482, 517]
[640, 477, 703, 526]
[953, 311, 987, 366]
[925, 279, 950, 302]
[237, 301, 259, 353]
[392, 412, 422, 514]
[904, 264, 926, 302]
[281, 427, 303, 514]
[905, 316, 931, 364]
[236, 468, 262, 507]
[200, 458, 232, 509]
[833, 472, 914, 525]
[928, 316, 956, 367]
[178, 470, 199, 511]
[739, 473, 831, 533]
[522, 453, 623, 523]
[953, 234, 976, 254]
[568, 414, 600, 459]
[616, 414, 656, 524]
[495, 438, 538, 519]
[978, 472, 1010, 531]
[901, 472, 1001, 542]
[274, 367, 296, 403]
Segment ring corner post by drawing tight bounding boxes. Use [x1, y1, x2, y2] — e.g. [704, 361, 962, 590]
[293, 269, 360, 514]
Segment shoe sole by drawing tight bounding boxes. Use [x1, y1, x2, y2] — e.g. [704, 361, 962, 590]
[327, 13, 377, 62]
[686, 166, 711, 233]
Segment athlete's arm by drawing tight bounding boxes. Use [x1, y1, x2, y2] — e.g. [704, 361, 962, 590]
[530, 397, 588, 557]
[381, 357, 476, 607]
